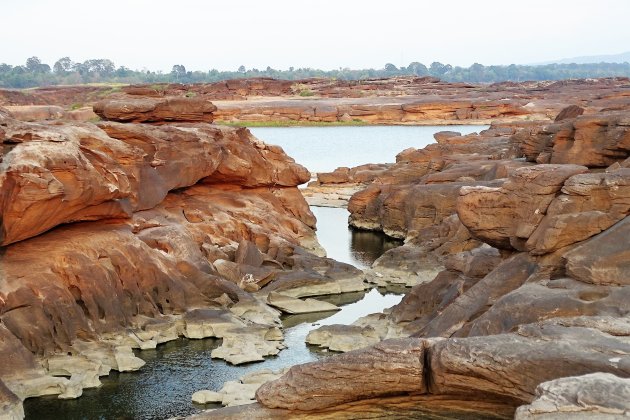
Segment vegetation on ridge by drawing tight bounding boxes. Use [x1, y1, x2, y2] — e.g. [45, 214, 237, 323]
[1, 56, 630, 89]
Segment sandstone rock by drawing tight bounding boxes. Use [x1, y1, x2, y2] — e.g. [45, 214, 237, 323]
[193, 368, 289, 408]
[519, 112, 630, 167]
[466, 280, 630, 337]
[256, 338, 427, 410]
[93, 97, 217, 123]
[210, 325, 284, 365]
[3, 370, 68, 400]
[262, 253, 367, 298]
[266, 292, 340, 314]
[515, 373, 630, 419]
[565, 216, 630, 285]
[430, 319, 630, 403]
[0, 117, 309, 245]
[4, 105, 67, 121]
[46, 355, 102, 388]
[191, 395, 516, 419]
[306, 325, 381, 352]
[413, 252, 537, 338]
[554, 105, 585, 122]
[183, 309, 247, 339]
[524, 170, 630, 254]
[350, 181, 502, 240]
[457, 164, 589, 250]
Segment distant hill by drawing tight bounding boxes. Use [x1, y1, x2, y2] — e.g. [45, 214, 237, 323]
[536, 51, 630, 65]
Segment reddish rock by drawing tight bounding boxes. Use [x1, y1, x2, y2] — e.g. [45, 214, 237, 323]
[519, 112, 630, 167]
[93, 97, 217, 123]
[256, 338, 427, 410]
[554, 105, 584, 122]
[456, 164, 589, 250]
[0, 118, 309, 245]
[4, 105, 67, 121]
[564, 216, 630, 285]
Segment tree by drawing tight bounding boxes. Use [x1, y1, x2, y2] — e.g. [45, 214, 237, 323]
[384, 63, 398, 72]
[53, 57, 74, 74]
[407, 62, 429, 76]
[238, 65, 246, 73]
[25, 56, 49, 73]
[429, 62, 452, 76]
[171, 64, 186, 81]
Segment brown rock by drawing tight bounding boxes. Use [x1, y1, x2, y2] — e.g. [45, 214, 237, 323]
[515, 373, 630, 419]
[4, 105, 67, 121]
[430, 319, 630, 403]
[93, 97, 217, 123]
[565, 216, 630, 285]
[412, 252, 537, 338]
[554, 105, 584, 122]
[457, 164, 589, 250]
[0, 118, 309, 245]
[524, 170, 630, 254]
[519, 112, 630, 167]
[0, 379, 22, 420]
[256, 338, 427, 410]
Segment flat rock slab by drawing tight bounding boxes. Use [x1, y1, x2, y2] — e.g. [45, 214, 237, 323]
[266, 292, 340, 314]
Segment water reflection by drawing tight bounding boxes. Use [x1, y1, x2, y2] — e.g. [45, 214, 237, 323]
[350, 228, 403, 268]
[310, 206, 403, 269]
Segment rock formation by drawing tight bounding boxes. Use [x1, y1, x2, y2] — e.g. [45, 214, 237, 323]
[0, 95, 366, 415]
[216, 103, 630, 418]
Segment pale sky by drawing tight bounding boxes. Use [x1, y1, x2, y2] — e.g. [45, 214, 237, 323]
[2, 0, 629, 72]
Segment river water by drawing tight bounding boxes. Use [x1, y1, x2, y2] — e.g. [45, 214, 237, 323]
[250, 125, 486, 173]
[24, 125, 487, 419]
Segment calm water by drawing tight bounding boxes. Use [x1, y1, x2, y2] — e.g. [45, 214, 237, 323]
[24, 207, 403, 420]
[311, 206, 402, 269]
[250, 125, 487, 173]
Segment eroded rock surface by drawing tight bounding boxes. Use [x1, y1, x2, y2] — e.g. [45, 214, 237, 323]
[515, 373, 630, 419]
[0, 99, 364, 412]
[93, 97, 217, 123]
[256, 338, 427, 410]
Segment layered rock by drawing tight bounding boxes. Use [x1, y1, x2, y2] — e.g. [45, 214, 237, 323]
[515, 373, 630, 419]
[0, 97, 365, 413]
[93, 97, 218, 123]
[250, 317, 630, 416]
[0, 116, 309, 246]
[518, 112, 630, 166]
[223, 107, 630, 418]
[256, 338, 427, 410]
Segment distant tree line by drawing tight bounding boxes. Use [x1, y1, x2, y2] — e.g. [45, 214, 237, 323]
[1, 56, 630, 89]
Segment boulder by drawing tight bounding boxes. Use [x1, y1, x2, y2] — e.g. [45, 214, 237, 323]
[430, 319, 630, 402]
[564, 216, 630, 285]
[554, 105, 584, 122]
